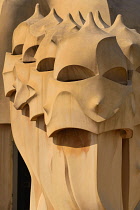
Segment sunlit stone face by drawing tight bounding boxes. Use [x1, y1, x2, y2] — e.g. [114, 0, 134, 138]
[3, 7, 134, 134]
[3, 4, 140, 210]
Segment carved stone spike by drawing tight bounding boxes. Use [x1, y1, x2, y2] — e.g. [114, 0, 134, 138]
[12, 4, 44, 55]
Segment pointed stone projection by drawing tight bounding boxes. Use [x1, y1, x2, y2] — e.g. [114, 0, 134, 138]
[3, 3, 140, 210]
[12, 4, 44, 55]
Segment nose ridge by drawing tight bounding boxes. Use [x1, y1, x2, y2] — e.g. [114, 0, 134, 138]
[89, 98, 104, 114]
[94, 103, 100, 114]
[56, 65, 94, 82]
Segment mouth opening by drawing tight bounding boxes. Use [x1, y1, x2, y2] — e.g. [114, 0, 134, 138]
[52, 128, 95, 148]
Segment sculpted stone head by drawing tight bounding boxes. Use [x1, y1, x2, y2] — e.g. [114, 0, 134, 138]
[3, 4, 140, 210]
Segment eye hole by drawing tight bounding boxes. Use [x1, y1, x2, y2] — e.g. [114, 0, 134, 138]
[37, 58, 55, 72]
[13, 44, 23, 55]
[57, 65, 95, 82]
[23, 45, 39, 63]
[103, 67, 128, 85]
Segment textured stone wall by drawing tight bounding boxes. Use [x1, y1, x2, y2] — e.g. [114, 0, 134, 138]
[0, 125, 13, 210]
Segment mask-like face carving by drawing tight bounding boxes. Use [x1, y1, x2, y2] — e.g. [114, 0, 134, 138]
[3, 4, 140, 210]
[3, 7, 134, 135]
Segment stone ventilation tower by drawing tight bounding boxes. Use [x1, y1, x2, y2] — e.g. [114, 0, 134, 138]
[1, 1, 140, 210]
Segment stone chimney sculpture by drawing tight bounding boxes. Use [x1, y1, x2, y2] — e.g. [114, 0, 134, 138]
[3, 3, 140, 210]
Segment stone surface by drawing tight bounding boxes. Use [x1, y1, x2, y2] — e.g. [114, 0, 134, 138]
[2, 0, 140, 210]
[0, 125, 13, 210]
[3, 4, 140, 209]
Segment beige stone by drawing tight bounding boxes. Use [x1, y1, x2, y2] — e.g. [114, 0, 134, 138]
[0, 125, 13, 210]
[0, 2, 49, 210]
[2, 1, 140, 210]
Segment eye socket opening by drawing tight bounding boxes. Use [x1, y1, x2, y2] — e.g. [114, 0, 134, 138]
[23, 45, 39, 63]
[57, 65, 95, 82]
[103, 67, 128, 85]
[37, 57, 55, 72]
[13, 44, 23, 55]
